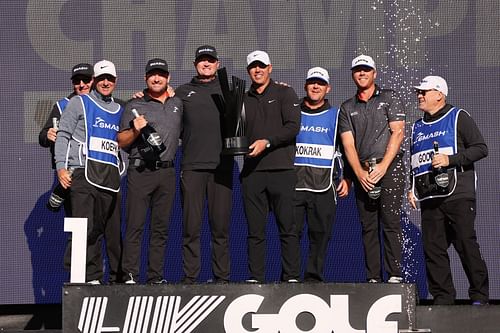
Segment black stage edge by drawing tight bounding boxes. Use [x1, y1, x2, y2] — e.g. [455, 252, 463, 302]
[0, 303, 61, 331]
[416, 304, 500, 333]
[63, 283, 416, 332]
[1, 288, 498, 332]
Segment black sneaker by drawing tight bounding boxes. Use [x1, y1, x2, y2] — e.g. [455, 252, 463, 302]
[208, 278, 229, 284]
[180, 277, 196, 284]
[245, 279, 262, 284]
[472, 300, 489, 306]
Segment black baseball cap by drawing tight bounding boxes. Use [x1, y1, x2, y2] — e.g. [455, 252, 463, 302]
[145, 58, 169, 74]
[71, 63, 93, 79]
[195, 45, 218, 61]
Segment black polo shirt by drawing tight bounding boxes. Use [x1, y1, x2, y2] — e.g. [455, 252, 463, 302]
[339, 86, 405, 162]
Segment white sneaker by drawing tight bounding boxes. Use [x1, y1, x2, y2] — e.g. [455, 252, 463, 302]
[368, 279, 379, 283]
[125, 273, 136, 285]
[87, 280, 101, 285]
[388, 276, 403, 284]
[287, 279, 300, 283]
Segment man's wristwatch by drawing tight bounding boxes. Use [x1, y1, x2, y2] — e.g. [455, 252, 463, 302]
[265, 139, 271, 149]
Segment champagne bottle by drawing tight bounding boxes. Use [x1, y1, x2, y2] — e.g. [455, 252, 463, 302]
[367, 158, 382, 200]
[47, 168, 74, 212]
[131, 108, 166, 158]
[52, 117, 59, 130]
[433, 141, 449, 189]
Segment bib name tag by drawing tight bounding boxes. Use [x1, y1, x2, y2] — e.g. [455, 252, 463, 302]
[296, 143, 334, 160]
[411, 146, 453, 169]
[89, 137, 119, 157]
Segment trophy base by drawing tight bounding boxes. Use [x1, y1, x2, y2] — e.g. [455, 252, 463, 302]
[222, 136, 251, 156]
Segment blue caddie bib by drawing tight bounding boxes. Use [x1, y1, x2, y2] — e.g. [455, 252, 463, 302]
[80, 94, 123, 192]
[410, 107, 462, 200]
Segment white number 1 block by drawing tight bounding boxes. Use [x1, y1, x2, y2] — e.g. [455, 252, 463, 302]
[64, 217, 87, 283]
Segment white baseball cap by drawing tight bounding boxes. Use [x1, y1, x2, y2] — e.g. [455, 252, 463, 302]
[247, 50, 271, 66]
[306, 67, 330, 84]
[94, 60, 116, 78]
[351, 55, 376, 70]
[414, 76, 448, 96]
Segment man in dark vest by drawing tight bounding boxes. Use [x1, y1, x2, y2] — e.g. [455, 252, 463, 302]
[54, 60, 123, 284]
[294, 67, 351, 282]
[408, 75, 489, 305]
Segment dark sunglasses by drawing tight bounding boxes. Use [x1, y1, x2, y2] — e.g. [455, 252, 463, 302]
[416, 89, 437, 96]
[72, 77, 92, 85]
[247, 61, 268, 70]
[95, 74, 116, 83]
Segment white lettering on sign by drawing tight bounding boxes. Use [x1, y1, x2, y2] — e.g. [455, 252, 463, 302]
[224, 293, 402, 333]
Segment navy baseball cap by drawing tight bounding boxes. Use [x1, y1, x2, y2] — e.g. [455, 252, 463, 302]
[71, 63, 93, 79]
[145, 58, 169, 74]
[195, 45, 218, 61]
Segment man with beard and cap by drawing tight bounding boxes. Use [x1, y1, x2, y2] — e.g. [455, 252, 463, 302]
[54, 60, 123, 284]
[294, 67, 351, 282]
[118, 58, 183, 284]
[241, 50, 301, 283]
[175, 45, 233, 284]
[338, 55, 405, 284]
[408, 75, 489, 305]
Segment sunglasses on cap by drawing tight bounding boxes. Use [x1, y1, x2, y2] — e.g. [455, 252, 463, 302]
[72, 76, 92, 85]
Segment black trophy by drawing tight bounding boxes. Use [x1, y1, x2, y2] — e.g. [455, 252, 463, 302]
[212, 67, 250, 155]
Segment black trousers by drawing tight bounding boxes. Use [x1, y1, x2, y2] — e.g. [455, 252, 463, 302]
[242, 169, 300, 281]
[66, 169, 122, 283]
[180, 168, 232, 282]
[294, 188, 336, 282]
[354, 155, 404, 281]
[122, 166, 176, 283]
[421, 198, 489, 304]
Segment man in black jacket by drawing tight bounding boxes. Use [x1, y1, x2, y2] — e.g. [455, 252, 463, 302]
[242, 50, 301, 283]
[38, 63, 93, 271]
[39, 63, 94, 214]
[408, 75, 489, 305]
[175, 45, 233, 284]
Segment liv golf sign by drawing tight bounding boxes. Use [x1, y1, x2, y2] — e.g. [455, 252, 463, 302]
[63, 283, 415, 333]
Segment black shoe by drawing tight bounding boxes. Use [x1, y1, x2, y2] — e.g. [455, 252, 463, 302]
[304, 277, 322, 283]
[472, 300, 489, 306]
[180, 277, 196, 284]
[433, 298, 454, 305]
[208, 278, 229, 284]
[245, 279, 263, 284]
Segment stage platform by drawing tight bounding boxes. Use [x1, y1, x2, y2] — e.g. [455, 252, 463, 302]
[0, 283, 498, 332]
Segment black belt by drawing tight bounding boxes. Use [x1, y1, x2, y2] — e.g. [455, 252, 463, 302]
[130, 159, 173, 169]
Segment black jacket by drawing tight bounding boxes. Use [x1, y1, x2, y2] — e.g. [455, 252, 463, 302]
[242, 80, 301, 174]
[176, 76, 232, 170]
